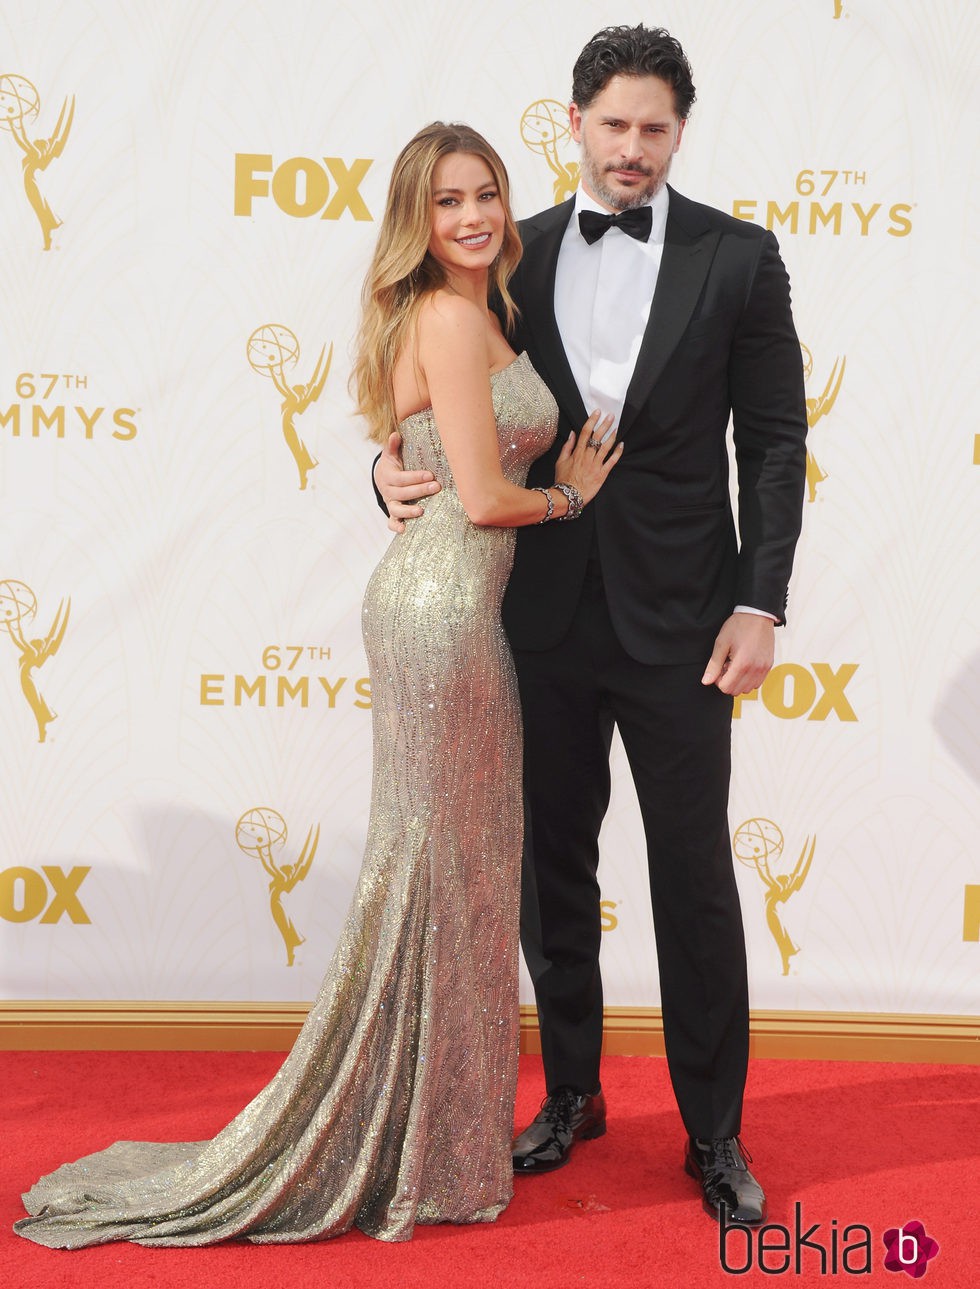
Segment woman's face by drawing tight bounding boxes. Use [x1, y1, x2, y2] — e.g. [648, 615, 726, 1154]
[427, 152, 505, 280]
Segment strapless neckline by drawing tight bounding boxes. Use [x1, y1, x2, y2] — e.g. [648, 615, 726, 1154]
[396, 351, 529, 430]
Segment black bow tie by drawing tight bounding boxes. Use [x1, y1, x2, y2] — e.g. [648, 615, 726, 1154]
[578, 205, 653, 245]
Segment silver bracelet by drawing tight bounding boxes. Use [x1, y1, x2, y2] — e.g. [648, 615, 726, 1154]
[552, 482, 584, 521]
[532, 486, 554, 522]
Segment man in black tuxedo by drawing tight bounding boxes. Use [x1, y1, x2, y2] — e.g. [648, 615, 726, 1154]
[376, 26, 807, 1226]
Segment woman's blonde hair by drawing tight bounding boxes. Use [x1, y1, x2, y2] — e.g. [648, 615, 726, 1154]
[352, 122, 522, 444]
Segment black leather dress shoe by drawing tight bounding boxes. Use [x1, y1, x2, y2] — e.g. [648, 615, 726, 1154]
[512, 1087, 607, 1173]
[685, 1136, 767, 1226]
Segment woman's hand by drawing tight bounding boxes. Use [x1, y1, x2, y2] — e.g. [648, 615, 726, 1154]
[554, 411, 622, 505]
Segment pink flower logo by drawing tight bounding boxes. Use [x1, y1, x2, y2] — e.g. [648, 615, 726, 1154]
[882, 1221, 940, 1278]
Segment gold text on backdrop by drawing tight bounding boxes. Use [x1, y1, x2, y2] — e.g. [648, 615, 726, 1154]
[964, 887, 980, 942]
[0, 866, 90, 924]
[2, 372, 138, 441]
[734, 170, 912, 237]
[732, 663, 858, 721]
[200, 642, 370, 709]
[234, 155, 373, 220]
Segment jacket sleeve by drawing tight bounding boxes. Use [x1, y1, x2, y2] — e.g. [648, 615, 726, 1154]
[728, 231, 808, 622]
[371, 452, 389, 515]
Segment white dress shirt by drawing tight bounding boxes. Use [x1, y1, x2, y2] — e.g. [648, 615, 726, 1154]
[554, 185, 668, 427]
[552, 184, 774, 622]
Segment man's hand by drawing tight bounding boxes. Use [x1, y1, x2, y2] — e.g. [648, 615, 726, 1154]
[374, 432, 442, 534]
[701, 613, 776, 695]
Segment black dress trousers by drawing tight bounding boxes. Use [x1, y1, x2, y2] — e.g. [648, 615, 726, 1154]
[513, 557, 750, 1140]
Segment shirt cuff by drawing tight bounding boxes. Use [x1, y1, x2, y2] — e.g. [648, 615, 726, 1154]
[733, 605, 778, 621]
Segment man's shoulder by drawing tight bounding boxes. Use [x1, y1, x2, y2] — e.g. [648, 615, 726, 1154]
[667, 186, 772, 244]
[517, 199, 574, 244]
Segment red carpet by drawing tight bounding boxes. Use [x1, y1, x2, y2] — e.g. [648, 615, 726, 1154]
[1, 1051, 974, 1287]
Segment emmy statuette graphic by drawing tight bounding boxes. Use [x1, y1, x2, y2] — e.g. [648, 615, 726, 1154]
[0, 579, 70, 743]
[0, 73, 74, 250]
[520, 99, 579, 205]
[801, 344, 846, 503]
[247, 325, 332, 490]
[236, 807, 320, 966]
[733, 817, 815, 976]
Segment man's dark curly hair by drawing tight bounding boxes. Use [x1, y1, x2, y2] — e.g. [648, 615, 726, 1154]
[571, 25, 696, 119]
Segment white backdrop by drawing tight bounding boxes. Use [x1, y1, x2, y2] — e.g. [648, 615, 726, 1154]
[1, 0, 977, 1020]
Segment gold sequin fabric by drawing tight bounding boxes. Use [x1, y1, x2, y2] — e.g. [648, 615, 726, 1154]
[14, 351, 558, 1249]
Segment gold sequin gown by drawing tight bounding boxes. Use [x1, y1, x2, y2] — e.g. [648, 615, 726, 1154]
[14, 352, 558, 1249]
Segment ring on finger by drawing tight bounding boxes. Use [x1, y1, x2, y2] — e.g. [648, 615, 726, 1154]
[587, 436, 602, 450]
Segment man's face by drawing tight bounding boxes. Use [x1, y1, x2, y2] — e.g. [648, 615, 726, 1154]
[570, 73, 685, 212]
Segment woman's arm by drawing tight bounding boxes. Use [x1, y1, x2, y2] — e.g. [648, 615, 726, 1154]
[418, 295, 619, 526]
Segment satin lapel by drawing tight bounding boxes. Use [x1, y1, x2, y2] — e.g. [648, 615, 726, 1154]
[519, 202, 588, 426]
[618, 198, 720, 437]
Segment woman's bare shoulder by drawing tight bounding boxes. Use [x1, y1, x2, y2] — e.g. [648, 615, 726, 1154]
[417, 290, 486, 343]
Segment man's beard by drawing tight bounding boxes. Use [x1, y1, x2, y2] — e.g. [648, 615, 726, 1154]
[580, 148, 670, 211]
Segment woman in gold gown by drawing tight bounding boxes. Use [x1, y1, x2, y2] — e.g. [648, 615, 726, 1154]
[15, 122, 620, 1250]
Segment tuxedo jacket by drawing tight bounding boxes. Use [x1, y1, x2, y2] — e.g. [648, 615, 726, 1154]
[502, 186, 808, 666]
